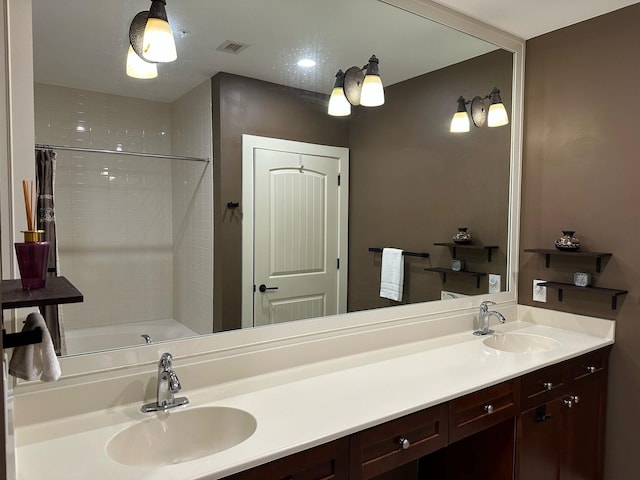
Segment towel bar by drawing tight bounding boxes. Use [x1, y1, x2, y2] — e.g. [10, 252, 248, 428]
[2, 328, 42, 349]
[368, 247, 429, 258]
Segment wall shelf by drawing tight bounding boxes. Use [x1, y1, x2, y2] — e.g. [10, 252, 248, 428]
[524, 248, 612, 273]
[1, 276, 83, 349]
[425, 267, 486, 288]
[434, 243, 498, 262]
[537, 281, 628, 310]
[1, 276, 83, 310]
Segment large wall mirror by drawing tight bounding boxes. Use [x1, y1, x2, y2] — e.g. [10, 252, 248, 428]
[26, 0, 522, 363]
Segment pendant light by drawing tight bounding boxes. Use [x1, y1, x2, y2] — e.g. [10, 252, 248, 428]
[359, 55, 385, 107]
[328, 70, 351, 117]
[142, 0, 177, 63]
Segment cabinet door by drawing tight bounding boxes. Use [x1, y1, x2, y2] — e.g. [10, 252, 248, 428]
[222, 438, 349, 480]
[516, 399, 564, 480]
[563, 372, 607, 480]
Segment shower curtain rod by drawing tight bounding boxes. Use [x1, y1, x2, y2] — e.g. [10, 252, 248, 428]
[35, 144, 210, 163]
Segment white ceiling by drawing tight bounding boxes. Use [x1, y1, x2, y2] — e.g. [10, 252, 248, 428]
[433, 0, 639, 39]
[32, 0, 496, 103]
[32, 0, 639, 103]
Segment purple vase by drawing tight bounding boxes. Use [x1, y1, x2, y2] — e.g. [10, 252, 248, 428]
[14, 241, 50, 289]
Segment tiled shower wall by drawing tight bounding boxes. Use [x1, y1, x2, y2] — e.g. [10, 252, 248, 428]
[33, 82, 213, 335]
[170, 81, 214, 335]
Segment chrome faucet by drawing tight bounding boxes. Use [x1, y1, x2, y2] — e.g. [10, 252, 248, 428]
[474, 300, 506, 336]
[141, 352, 189, 413]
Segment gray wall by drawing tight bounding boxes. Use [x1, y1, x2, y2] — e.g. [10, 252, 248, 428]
[519, 4, 640, 478]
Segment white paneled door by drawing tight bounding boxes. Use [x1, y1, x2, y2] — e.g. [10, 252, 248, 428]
[242, 135, 349, 327]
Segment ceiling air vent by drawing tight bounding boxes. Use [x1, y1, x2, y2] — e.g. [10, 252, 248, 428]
[216, 40, 249, 55]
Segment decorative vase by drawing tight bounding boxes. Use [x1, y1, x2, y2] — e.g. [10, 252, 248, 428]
[554, 230, 581, 251]
[453, 227, 473, 244]
[15, 230, 49, 290]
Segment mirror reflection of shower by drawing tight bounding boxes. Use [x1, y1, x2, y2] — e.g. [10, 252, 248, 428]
[34, 80, 213, 355]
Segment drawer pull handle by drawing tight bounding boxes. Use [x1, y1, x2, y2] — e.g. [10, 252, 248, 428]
[564, 395, 580, 408]
[586, 366, 597, 374]
[542, 382, 553, 391]
[484, 404, 494, 414]
[398, 437, 410, 450]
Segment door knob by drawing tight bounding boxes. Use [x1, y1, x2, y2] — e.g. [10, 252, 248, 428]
[258, 284, 279, 293]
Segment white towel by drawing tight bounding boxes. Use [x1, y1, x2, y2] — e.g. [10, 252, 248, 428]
[380, 248, 404, 301]
[8, 312, 61, 382]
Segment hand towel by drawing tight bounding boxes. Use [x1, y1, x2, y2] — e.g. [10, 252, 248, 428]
[8, 312, 61, 382]
[380, 248, 404, 301]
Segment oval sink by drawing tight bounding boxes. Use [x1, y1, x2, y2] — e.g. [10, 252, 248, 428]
[107, 406, 256, 467]
[483, 333, 561, 353]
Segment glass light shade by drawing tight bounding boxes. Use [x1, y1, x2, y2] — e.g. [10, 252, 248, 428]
[360, 75, 385, 107]
[450, 111, 471, 132]
[126, 45, 158, 79]
[487, 102, 509, 127]
[142, 18, 177, 62]
[328, 87, 351, 116]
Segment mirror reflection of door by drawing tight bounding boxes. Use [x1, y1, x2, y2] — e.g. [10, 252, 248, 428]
[244, 136, 349, 326]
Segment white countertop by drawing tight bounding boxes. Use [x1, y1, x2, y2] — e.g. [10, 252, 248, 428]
[15, 315, 613, 480]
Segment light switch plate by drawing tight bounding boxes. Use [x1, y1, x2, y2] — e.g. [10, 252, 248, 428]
[533, 279, 547, 302]
[488, 274, 501, 293]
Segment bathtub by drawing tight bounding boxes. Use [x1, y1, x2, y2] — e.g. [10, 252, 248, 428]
[64, 318, 200, 355]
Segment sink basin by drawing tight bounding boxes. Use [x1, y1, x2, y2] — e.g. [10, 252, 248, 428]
[483, 333, 561, 353]
[107, 406, 257, 467]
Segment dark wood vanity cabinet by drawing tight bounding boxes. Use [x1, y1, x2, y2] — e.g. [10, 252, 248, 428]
[516, 347, 611, 480]
[223, 347, 610, 480]
[349, 403, 448, 480]
[222, 438, 350, 480]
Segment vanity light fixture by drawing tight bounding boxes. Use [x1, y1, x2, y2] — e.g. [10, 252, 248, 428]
[328, 55, 385, 116]
[127, 11, 158, 79]
[327, 70, 351, 117]
[450, 87, 509, 132]
[126, 0, 177, 79]
[142, 0, 177, 63]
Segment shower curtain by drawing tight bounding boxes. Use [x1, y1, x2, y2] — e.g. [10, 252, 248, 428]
[35, 149, 66, 355]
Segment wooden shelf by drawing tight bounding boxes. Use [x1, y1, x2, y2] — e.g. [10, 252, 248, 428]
[537, 281, 628, 310]
[425, 267, 486, 288]
[524, 249, 612, 272]
[434, 243, 499, 262]
[1, 276, 83, 310]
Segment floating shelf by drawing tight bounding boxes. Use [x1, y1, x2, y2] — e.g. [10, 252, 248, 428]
[1, 276, 83, 349]
[537, 281, 628, 310]
[1, 276, 83, 309]
[425, 267, 486, 288]
[434, 243, 498, 262]
[524, 249, 612, 273]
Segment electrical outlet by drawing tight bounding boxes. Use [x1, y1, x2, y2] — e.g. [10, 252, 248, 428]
[533, 279, 547, 302]
[488, 274, 501, 294]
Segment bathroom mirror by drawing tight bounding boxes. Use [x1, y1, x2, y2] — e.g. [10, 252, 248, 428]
[28, 0, 520, 357]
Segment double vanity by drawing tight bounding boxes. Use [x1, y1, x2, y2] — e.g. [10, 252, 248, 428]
[13, 304, 613, 479]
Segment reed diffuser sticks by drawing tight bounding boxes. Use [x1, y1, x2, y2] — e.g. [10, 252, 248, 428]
[21, 179, 37, 231]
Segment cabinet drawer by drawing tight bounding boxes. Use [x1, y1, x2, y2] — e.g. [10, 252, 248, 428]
[222, 438, 349, 480]
[570, 347, 611, 382]
[521, 362, 570, 411]
[350, 403, 448, 480]
[449, 379, 520, 443]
